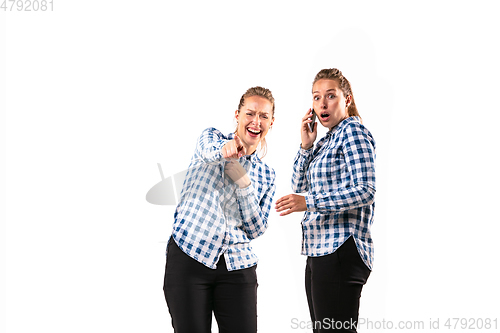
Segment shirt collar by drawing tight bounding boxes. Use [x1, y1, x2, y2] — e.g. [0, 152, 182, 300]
[327, 116, 360, 136]
[247, 153, 261, 165]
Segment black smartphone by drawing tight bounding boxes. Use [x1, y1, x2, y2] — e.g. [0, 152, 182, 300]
[308, 109, 316, 132]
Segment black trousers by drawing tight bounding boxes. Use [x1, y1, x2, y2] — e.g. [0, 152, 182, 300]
[305, 236, 371, 333]
[163, 239, 258, 333]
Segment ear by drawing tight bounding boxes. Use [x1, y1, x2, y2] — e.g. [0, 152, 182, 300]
[345, 95, 352, 108]
[235, 110, 239, 121]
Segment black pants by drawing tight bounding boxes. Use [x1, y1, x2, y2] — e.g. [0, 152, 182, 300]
[305, 236, 371, 333]
[163, 239, 258, 333]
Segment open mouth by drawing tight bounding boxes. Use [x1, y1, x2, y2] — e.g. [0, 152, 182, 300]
[247, 128, 261, 137]
[320, 112, 330, 120]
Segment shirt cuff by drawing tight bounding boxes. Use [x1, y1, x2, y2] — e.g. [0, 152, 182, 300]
[296, 144, 313, 170]
[299, 143, 314, 153]
[236, 183, 255, 197]
[207, 140, 229, 163]
[305, 195, 316, 212]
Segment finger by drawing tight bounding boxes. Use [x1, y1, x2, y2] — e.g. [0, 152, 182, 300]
[302, 111, 314, 131]
[229, 141, 237, 157]
[275, 200, 292, 212]
[276, 205, 289, 213]
[234, 135, 242, 149]
[279, 207, 294, 216]
[223, 142, 234, 159]
[302, 120, 313, 132]
[275, 195, 290, 206]
[275, 199, 283, 210]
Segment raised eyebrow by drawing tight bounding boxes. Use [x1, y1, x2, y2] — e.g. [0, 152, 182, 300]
[313, 88, 337, 93]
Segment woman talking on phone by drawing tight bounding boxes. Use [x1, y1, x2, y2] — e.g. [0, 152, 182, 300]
[275, 69, 376, 333]
[163, 86, 276, 333]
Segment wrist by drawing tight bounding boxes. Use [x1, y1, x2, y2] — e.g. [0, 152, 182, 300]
[236, 176, 251, 189]
[301, 143, 313, 150]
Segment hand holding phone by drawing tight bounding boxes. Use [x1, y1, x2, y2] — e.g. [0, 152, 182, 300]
[301, 108, 317, 150]
[308, 109, 316, 132]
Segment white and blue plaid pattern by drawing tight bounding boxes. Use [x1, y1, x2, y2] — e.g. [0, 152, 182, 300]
[292, 117, 376, 269]
[170, 127, 276, 271]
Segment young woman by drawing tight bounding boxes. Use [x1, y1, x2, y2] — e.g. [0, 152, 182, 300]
[275, 69, 376, 333]
[163, 86, 276, 333]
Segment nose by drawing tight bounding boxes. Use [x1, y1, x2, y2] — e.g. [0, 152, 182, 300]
[251, 115, 261, 126]
[320, 97, 328, 109]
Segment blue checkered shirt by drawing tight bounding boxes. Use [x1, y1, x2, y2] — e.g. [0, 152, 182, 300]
[169, 127, 276, 271]
[292, 117, 376, 269]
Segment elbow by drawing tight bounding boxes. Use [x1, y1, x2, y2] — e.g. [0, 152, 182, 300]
[247, 228, 265, 240]
[363, 186, 376, 206]
[245, 220, 268, 240]
[350, 184, 375, 208]
[247, 231, 261, 240]
[291, 183, 308, 194]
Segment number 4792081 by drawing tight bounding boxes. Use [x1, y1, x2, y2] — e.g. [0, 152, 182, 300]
[1, 0, 53, 11]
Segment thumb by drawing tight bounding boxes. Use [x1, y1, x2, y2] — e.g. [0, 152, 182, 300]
[238, 145, 247, 158]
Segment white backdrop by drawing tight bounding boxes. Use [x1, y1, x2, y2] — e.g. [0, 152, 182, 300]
[3, 1, 500, 332]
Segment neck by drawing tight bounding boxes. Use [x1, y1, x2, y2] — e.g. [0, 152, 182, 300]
[329, 115, 350, 131]
[246, 144, 257, 156]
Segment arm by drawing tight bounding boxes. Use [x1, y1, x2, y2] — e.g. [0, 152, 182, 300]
[305, 122, 376, 213]
[291, 108, 319, 192]
[291, 146, 314, 193]
[194, 128, 230, 164]
[235, 168, 276, 240]
[193, 128, 248, 170]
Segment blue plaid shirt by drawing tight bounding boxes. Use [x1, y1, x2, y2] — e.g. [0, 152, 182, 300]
[292, 117, 376, 269]
[169, 127, 276, 271]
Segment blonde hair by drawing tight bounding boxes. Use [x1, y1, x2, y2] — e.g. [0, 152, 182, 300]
[313, 68, 361, 122]
[236, 86, 275, 158]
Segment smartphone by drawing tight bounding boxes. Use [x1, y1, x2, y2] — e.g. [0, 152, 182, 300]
[308, 109, 316, 132]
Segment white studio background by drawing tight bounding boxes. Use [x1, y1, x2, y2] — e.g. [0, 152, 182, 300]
[3, 1, 500, 332]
